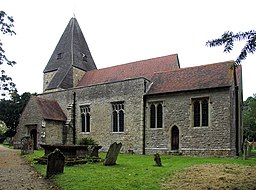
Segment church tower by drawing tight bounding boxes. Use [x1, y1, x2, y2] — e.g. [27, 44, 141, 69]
[43, 17, 97, 92]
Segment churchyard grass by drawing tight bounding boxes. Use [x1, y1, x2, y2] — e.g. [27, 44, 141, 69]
[25, 150, 256, 190]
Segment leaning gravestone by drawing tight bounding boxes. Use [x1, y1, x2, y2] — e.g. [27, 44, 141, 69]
[46, 148, 65, 178]
[21, 136, 33, 155]
[103, 142, 122, 166]
[154, 153, 162, 166]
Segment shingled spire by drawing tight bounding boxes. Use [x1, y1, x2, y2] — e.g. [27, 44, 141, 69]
[43, 17, 97, 92]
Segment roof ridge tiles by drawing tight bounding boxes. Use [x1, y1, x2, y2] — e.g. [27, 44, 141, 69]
[93, 53, 179, 71]
[77, 53, 180, 87]
[152, 60, 235, 75]
[147, 60, 235, 95]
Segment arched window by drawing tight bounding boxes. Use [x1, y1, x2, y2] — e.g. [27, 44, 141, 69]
[80, 105, 91, 133]
[86, 113, 90, 132]
[157, 104, 163, 128]
[192, 98, 209, 127]
[119, 110, 124, 132]
[81, 113, 86, 132]
[112, 101, 125, 132]
[113, 111, 118, 132]
[194, 100, 200, 127]
[150, 104, 156, 128]
[149, 102, 163, 128]
[202, 99, 209, 126]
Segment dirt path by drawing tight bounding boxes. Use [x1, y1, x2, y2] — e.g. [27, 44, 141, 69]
[0, 145, 59, 190]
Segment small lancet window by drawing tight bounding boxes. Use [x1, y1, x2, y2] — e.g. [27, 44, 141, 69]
[157, 104, 163, 128]
[194, 100, 200, 127]
[113, 111, 118, 132]
[81, 113, 86, 132]
[81, 53, 87, 62]
[150, 104, 156, 128]
[202, 99, 209, 126]
[57, 53, 63, 60]
[119, 110, 124, 132]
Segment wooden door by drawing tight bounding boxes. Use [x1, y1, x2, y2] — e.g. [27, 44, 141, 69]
[171, 126, 179, 150]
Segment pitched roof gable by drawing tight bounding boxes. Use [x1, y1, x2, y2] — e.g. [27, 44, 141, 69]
[77, 54, 180, 87]
[147, 61, 235, 95]
[44, 17, 97, 90]
[33, 97, 67, 121]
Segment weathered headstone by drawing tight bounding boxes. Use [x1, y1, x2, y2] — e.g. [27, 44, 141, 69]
[46, 148, 65, 178]
[154, 153, 162, 166]
[21, 136, 33, 155]
[103, 142, 122, 166]
[243, 138, 248, 160]
[248, 141, 253, 157]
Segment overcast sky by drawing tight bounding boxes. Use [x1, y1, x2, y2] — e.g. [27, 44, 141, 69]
[1, 0, 256, 100]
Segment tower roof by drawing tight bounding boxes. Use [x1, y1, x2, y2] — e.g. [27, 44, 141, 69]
[43, 17, 97, 90]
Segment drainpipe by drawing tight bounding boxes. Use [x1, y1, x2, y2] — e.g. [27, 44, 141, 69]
[233, 63, 239, 156]
[73, 92, 76, 145]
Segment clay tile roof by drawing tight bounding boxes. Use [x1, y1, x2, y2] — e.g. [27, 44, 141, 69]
[34, 97, 67, 121]
[77, 54, 180, 87]
[147, 61, 235, 95]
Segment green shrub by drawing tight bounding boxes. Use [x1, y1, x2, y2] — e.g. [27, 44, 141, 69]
[77, 137, 97, 145]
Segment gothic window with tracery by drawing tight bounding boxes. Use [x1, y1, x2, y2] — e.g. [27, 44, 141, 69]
[192, 97, 209, 127]
[150, 102, 163, 128]
[80, 105, 91, 132]
[112, 101, 125, 132]
[150, 104, 156, 128]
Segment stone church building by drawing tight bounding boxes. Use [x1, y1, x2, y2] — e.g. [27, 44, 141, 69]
[13, 18, 243, 157]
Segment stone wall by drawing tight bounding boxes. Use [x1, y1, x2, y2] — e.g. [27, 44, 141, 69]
[145, 87, 237, 157]
[45, 120, 65, 145]
[43, 71, 56, 92]
[73, 67, 86, 87]
[40, 78, 147, 153]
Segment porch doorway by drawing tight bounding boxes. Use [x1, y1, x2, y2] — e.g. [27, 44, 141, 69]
[30, 129, 38, 150]
[171, 126, 179, 150]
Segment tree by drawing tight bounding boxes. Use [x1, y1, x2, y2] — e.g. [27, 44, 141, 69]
[0, 120, 8, 135]
[206, 30, 256, 64]
[0, 120, 8, 143]
[0, 10, 16, 96]
[243, 95, 256, 140]
[0, 92, 34, 137]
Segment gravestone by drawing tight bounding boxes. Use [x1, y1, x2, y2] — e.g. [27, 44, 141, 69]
[46, 148, 65, 178]
[21, 136, 33, 155]
[248, 141, 253, 157]
[103, 142, 122, 166]
[243, 138, 248, 160]
[154, 153, 162, 166]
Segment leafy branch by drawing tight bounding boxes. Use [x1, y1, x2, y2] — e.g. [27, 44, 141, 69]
[206, 30, 256, 64]
[0, 11, 16, 96]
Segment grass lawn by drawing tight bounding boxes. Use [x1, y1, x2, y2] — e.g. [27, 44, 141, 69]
[24, 150, 256, 190]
